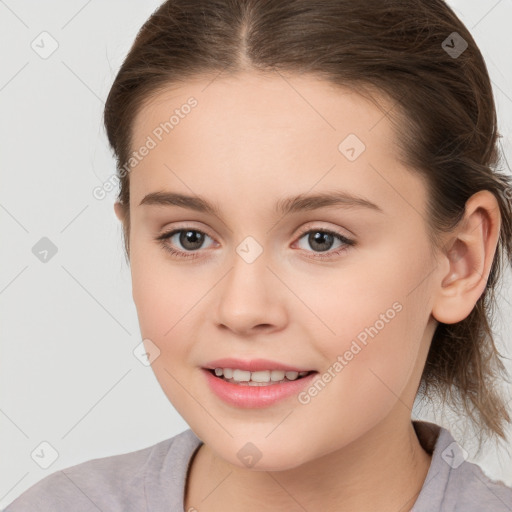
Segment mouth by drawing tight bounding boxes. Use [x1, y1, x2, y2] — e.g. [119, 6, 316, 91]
[205, 367, 317, 386]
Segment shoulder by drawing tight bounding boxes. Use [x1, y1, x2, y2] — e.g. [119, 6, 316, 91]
[412, 420, 512, 512]
[3, 429, 201, 512]
[446, 457, 512, 511]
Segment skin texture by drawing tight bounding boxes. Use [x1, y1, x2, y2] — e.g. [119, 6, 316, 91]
[114, 71, 501, 511]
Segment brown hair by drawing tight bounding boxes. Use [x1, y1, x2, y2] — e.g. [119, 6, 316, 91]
[103, 0, 512, 451]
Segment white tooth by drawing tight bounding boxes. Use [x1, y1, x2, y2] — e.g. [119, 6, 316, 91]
[270, 370, 286, 381]
[220, 368, 309, 384]
[233, 369, 251, 381]
[250, 370, 271, 383]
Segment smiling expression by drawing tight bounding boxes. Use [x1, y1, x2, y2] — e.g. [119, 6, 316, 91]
[117, 70, 442, 470]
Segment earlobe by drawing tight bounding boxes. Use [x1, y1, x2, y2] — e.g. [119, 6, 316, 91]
[431, 190, 500, 324]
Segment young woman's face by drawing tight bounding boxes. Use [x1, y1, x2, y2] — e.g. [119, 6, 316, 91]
[123, 71, 442, 469]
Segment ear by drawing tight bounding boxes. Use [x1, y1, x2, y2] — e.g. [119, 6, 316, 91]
[114, 201, 126, 223]
[431, 190, 501, 324]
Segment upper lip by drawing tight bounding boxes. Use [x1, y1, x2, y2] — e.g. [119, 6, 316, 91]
[203, 358, 314, 373]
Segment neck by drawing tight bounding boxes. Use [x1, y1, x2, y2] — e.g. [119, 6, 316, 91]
[184, 414, 433, 512]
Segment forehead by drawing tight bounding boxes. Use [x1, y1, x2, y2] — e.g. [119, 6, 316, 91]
[131, 71, 398, 147]
[128, 71, 427, 219]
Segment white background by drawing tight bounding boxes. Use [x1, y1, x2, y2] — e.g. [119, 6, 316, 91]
[1, 0, 511, 507]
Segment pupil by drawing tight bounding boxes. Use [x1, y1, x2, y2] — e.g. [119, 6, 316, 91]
[309, 232, 333, 252]
[180, 230, 204, 250]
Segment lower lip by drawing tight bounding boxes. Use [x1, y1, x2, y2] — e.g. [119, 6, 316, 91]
[202, 368, 318, 408]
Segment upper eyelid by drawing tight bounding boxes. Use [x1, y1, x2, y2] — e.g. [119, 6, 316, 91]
[158, 224, 217, 242]
[296, 222, 353, 239]
[158, 221, 352, 235]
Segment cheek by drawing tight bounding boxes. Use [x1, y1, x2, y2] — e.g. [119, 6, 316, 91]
[130, 256, 200, 411]
[301, 245, 429, 400]
[290, 248, 414, 345]
[292, 299, 424, 459]
[129, 244, 199, 360]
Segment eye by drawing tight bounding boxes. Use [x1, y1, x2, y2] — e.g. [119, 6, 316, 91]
[155, 228, 216, 259]
[155, 225, 355, 261]
[294, 227, 355, 259]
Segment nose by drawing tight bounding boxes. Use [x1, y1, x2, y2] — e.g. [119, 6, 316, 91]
[214, 247, 288, 336]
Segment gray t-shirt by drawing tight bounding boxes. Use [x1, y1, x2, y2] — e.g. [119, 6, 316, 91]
[3, 420, 512, 511]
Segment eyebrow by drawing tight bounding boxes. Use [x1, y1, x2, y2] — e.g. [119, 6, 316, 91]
[138, 190, 383, 216]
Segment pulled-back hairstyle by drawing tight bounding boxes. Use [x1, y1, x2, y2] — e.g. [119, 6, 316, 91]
[103, 0, 512, 452]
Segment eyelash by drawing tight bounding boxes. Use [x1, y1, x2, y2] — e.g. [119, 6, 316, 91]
[155, 226, 356, 261]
